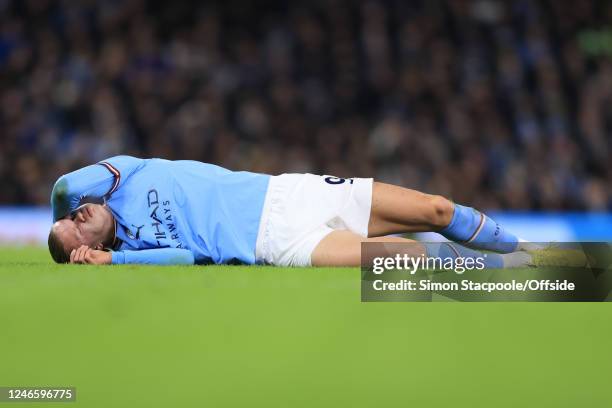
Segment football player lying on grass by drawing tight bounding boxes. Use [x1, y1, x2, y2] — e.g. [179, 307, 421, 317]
[49, 155, 537, 267]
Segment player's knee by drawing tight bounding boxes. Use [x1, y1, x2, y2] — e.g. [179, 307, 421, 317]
[428, 195, 454, 229]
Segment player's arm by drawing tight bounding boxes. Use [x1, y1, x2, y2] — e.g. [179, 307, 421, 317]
[51, 156, 145, 221]
[51, 165, 116, 221]
[111, 248, 195, 265]
[69, 246, 195, 265]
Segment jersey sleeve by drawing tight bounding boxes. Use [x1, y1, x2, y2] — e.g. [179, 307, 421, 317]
[110, 248, 195, 265]
[50, 156, 145, 222]
[51, 164, 115, 221]
[96, 155, 145, 196]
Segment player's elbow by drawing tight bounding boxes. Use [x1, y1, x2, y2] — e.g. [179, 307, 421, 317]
[428, 195, 454, 230]
[51, 176, 69, 204]
[50, 176, 73, 221]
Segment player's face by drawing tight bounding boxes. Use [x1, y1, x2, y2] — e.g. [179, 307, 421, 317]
[70, 204, 113, 249]
[54, 204, 113, 254]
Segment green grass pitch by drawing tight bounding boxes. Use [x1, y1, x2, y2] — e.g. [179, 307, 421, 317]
[1, 246, 611, 407]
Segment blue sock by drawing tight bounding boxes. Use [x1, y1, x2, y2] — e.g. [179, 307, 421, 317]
[424, 242, 504, 269]
[439, 204, 519, 253]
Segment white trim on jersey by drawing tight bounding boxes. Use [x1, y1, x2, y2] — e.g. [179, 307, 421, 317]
[98, 161, 121, 195]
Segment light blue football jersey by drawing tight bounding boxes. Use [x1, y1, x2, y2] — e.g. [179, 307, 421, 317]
[51, 156, 270, 265]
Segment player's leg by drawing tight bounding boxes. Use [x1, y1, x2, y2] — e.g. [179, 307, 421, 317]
[310, 230, 530, 268]
[311, 230, 424, 267]
[367, 182, 454, 235]
[368, 182, 522, 253]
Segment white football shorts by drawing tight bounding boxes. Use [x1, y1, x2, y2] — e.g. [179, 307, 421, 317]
[255, 173, 373, 267]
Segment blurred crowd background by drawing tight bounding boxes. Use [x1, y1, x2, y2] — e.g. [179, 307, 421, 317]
[1, 0, 610, 210]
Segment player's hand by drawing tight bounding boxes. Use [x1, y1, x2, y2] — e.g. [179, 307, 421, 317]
[70, 245, 112, 265]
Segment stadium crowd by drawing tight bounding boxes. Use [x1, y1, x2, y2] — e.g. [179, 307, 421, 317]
[0, 0, 610, 210]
